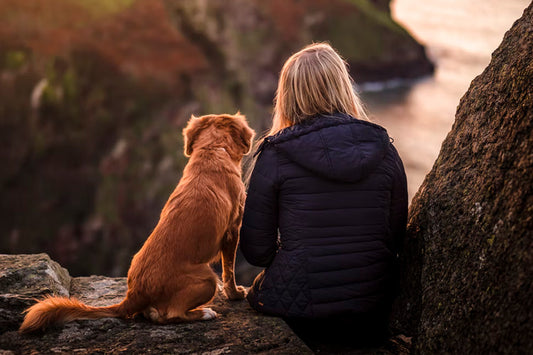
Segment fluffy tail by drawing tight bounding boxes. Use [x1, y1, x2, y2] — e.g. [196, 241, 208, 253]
[19, 295, 135, 333]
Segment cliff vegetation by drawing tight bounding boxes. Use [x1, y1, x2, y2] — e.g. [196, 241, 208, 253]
[0, 0, 433, 277]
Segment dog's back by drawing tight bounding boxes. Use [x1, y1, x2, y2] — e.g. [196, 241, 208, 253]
[129, 145, 244, 286]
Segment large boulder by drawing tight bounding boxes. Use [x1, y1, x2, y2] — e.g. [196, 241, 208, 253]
[392, 3, 532, 354]
[0, 254, 312, 354]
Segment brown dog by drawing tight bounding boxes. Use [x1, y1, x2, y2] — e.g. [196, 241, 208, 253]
[19, 113, 255, 332]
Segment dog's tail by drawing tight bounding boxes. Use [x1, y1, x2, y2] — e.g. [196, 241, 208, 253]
[19, 294, 139, 333]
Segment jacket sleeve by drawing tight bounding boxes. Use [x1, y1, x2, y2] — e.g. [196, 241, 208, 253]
[390, 144, 408, 256]
[240, 146, 279, 267]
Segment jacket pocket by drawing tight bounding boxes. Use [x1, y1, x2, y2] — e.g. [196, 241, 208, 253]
[251, 248, 311, 317]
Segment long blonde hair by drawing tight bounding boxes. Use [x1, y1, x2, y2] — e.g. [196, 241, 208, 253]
[244, 43, 368, 185]
[268, 42, 368, 136]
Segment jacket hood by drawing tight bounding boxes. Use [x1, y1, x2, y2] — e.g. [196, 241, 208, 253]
[262, 113, 390, 183]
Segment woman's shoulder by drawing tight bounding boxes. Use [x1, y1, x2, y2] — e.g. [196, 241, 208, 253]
[253, 112, 393, 184]
[254, 112, 390, 161]
[270, 112, 386, 144]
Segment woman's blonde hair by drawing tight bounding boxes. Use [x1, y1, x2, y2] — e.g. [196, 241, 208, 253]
[244, 43, 368, 186]
[268, 42, 368, 136]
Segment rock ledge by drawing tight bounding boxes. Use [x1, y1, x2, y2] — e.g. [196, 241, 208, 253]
[0, 254, 311, 354]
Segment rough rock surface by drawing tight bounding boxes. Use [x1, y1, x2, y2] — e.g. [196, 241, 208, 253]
[0, 254, 312, 354]
[0, 254, 71, 333]
[391, 3, 532, 354]
[0, 254, 414, 354]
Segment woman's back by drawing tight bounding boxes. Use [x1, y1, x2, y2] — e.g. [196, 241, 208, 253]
[241, 112, 407, 318]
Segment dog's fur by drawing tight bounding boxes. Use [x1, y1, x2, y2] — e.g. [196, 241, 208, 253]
[19, 113, 255, 333]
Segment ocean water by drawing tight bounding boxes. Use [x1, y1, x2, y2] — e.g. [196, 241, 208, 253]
[362, 0, 529, 200]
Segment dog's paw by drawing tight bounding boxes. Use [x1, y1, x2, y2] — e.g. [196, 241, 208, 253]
[144, 307, 161, 322]
[225, 285, 247, 300]
[201, 308, 217, 320]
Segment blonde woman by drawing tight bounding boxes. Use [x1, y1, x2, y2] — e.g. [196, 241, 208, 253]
[239, 43, 408, 348]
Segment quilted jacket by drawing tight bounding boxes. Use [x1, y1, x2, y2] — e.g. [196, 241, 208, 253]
[240, 112, 408, 318]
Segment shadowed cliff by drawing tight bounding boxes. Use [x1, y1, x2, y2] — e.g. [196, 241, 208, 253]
[0, 0, 432, 278]
[392, 3, 532, 353]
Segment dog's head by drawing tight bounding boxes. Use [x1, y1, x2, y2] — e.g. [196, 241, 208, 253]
[183, 113, 255, 159]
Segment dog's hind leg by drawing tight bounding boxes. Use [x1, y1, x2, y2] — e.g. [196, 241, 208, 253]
[164, 268, 218, 323]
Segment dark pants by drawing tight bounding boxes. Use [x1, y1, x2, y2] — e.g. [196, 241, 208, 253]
[284, 310, 390, 352]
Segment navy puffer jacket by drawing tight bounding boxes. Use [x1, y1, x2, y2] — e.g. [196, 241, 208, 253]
[240, 113, 408, 318]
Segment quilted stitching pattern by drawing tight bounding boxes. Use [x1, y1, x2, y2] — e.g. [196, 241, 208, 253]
[256, 250, 310, 317]
[242, 113, 408, 319]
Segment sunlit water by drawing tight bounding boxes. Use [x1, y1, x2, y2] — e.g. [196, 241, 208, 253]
[362, 0, 529, 200]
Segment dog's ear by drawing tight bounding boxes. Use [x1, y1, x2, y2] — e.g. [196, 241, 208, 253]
[234, 113, 255, 155]
[183, 115, 204, 157]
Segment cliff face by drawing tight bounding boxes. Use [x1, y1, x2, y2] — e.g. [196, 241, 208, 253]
[392, 4, 532, 353]
[164, 0, 434, 116]
[0, 0, 433, 278]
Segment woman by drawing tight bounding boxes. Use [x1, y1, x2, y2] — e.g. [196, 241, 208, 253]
[240, 43, 407, 347]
